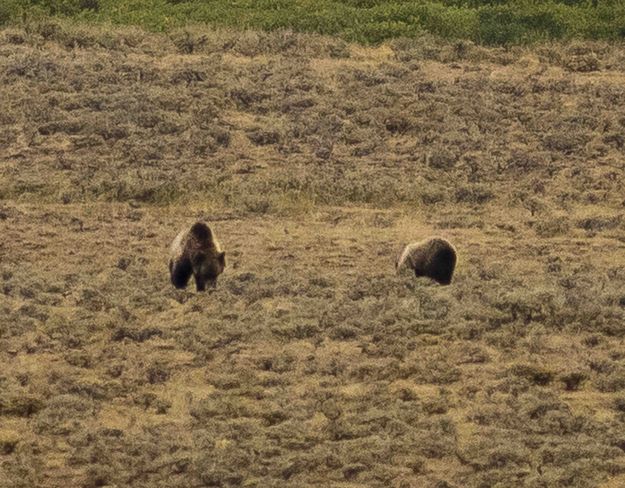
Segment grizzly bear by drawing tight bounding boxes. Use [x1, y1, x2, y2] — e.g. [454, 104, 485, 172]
[169, 222, 226, 291]
[396, 237, 456, 285]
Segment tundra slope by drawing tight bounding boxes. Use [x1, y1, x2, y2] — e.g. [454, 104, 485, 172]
[0, 25, 624, 488]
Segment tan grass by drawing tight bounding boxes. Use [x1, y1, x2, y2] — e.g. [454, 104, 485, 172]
[0, 24, 624, 487]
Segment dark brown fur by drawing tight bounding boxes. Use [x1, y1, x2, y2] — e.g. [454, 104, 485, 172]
[169, 222, 226, 291]
[396, 237, 457, 285]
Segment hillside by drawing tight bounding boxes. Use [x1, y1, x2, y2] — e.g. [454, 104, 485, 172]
[1, 23, 625, 487]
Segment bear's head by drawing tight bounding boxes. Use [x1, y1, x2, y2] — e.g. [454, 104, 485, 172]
[192, 251, 226, 290]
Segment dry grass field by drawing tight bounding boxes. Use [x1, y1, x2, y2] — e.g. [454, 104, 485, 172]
[1, 22, 625, 487]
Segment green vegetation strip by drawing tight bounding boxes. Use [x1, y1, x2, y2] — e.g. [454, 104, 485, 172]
[1, 0, 625, 45]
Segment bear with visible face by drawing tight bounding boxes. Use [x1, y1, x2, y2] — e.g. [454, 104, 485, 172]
[396, 237, 456, 285]
[169, 222, 226, 291]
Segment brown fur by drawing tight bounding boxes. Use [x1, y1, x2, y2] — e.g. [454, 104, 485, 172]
[169, 222, 226, 291]
[396, 237, 457, 285]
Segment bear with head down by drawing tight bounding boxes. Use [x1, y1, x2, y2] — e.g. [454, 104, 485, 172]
[169, 222, 226, 291]
[396, 237, 456, 285]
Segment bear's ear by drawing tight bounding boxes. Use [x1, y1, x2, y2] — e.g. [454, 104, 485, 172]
[190, 222, 211, 243]
[218, 251, 226, 267]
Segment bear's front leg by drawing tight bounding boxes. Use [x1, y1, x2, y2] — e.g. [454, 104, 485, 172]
[170, 258, 193, 289]
[194, 274, 206, 292]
